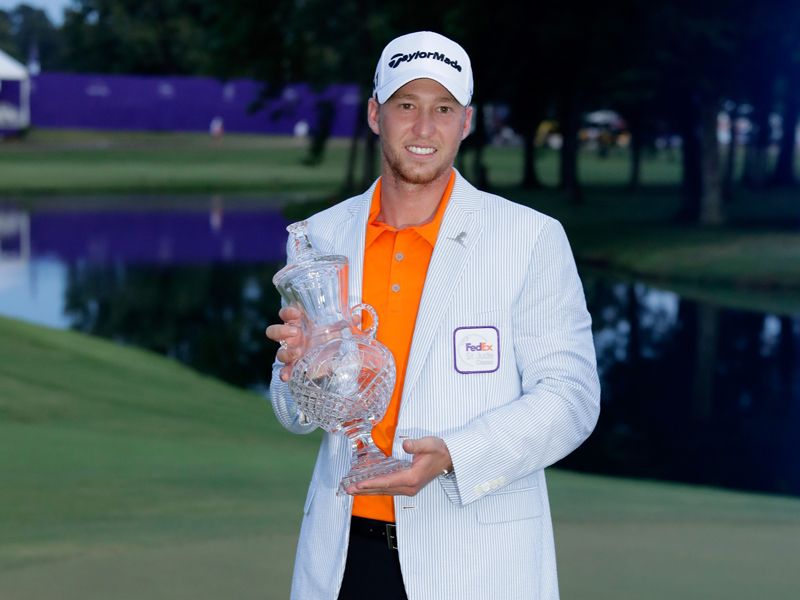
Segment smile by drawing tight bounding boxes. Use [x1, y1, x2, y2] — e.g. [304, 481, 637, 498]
[406, 145, 436, 155]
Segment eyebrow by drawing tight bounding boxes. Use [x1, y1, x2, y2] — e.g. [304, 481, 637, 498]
[393, 93, 458, 104]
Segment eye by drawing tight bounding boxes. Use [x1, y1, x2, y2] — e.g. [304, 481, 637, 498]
[399, 102, 413, 110]
[437, 106, 453, 114]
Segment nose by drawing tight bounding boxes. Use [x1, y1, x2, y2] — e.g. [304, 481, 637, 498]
[411, 107, 435, 138]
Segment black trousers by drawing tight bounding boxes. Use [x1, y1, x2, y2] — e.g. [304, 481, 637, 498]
[338, 517, 408, 600]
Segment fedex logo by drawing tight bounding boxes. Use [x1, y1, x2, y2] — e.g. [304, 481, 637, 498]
[454, 326, 500, 374]
[465, 342, 493, 352]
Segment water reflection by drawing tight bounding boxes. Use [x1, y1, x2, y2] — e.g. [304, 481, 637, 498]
[0, 202, 798, 496]
[569, 278, 800, 496]
[0, 202, 287, 386]
[64, 261, 283, 389]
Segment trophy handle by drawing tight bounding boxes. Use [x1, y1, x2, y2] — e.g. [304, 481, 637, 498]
[351, 303, 378, 339]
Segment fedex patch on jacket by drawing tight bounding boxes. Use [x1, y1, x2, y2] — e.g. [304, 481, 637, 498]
[453, 326, 500, 374]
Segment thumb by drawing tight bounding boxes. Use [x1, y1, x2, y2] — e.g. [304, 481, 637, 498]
[403, 436, 436, 455]
[402, 438, 420, 454]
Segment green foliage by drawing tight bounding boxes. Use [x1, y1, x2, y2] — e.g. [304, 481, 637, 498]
[0, 10, 19, 57]
[60, 0, 216, 74]
[0, 4, 63, 68]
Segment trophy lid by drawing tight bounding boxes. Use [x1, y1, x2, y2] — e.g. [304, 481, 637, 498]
[272, 220, 348, 292]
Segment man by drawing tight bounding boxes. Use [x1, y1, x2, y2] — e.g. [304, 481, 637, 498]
[267, 31, 600, 600]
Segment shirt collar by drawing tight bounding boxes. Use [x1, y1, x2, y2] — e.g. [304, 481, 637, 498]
[366, 169, 456, 249]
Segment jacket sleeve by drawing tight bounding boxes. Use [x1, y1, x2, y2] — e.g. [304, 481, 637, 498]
[270, 359, 319, 435]
[268, 238, 318, 435]
[439, 218, 600, 506]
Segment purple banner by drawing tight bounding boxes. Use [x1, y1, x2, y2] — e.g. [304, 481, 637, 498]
[30, 72, 361, 137]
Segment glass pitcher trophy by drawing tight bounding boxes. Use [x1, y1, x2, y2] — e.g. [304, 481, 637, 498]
[273, 221, 411, 493]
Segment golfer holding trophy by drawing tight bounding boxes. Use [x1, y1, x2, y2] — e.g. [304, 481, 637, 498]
[267, 31, 600, 600]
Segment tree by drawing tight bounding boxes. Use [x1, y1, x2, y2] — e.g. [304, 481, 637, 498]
[769, 4, 800, 187]
[207, 0, 460, 191]
[0, 10, 20, 58]
[1, 4, 63, 69]
[638, 0, 747, 224]
[60, 0, 214, 74]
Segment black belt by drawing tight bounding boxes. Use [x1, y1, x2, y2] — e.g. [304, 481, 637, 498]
[350, 516, 398, 550]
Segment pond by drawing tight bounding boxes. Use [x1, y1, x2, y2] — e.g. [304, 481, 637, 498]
[1, 201, 798, 497]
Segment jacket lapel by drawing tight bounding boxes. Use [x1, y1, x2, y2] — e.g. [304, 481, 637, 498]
[331, 181, 377, 308]
[401, 171, 484, 401]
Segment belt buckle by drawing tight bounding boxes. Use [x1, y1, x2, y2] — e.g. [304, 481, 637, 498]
[385, 523, 398, 550]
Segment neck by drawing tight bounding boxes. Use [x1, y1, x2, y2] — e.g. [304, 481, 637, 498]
[378, 166, 453, 229]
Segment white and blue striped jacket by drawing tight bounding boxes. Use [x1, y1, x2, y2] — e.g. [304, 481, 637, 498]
[270, 170, 600, 600]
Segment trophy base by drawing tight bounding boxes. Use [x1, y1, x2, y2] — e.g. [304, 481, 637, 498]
[338, 454, 411, 495]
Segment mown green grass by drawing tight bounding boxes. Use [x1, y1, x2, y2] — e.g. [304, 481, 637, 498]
[0, 129, 679, 196]
[0, 314, 320, 598]
[0, 130, 351, 197]
[1, 315, 799, 599]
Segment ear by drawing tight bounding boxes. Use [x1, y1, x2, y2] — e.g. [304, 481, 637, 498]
[460, 105, 474, 141]
[367, 97, 381, 136]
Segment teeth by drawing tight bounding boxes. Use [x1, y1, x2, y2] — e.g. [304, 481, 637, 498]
[407, 146, 436, 155]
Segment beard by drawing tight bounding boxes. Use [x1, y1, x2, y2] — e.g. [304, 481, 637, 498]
[381, 142, 460, 186]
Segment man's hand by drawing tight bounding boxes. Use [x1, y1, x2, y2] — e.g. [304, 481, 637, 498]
[265, 306, 305, 382]
[346, 436, 453, 497]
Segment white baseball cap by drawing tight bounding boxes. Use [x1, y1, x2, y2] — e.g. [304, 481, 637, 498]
[373, 31, 473, 106]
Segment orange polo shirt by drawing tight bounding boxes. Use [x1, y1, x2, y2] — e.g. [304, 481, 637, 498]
[352, 170, 455, 523]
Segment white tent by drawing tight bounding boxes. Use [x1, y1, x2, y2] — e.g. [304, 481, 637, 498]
[0, 48, 30, 130]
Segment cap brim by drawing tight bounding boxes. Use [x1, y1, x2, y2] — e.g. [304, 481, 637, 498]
[375, 70, 470, 106]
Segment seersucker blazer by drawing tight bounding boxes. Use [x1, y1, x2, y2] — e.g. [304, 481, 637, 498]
[270, 170, 600, 600]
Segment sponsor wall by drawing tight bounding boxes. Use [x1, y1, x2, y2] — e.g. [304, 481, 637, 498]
[30, 72, 360, 136]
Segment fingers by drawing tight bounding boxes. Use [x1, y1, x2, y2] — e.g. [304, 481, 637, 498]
[347, 446, 445, 496]
[265, 322, 300, 344]
[347, 469, 421, 496]
[279, 306, 303, 323]
[402, 438, 420, 454]
[266, 307, 305, 379]
[401, 436, 441, 455]
[277, 345, 302, 367]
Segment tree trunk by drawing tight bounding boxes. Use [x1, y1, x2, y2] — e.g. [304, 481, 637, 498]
[678, 94, 703, 222]
[627, 115, 642, 192]
[343, 96, 366, 194]
[691, 303, 720, 422]
[742, 97, 771, 189]
[558, 88, 583, 204]
[722, 105, 737, 203]
[304, 99, 335, 166]
[772, 91, 799, 186]
[699, 101, 724, 225]
[778, 316, 797, 415]
[472, 102, 490, 189]
[521, 124, 542, 189]
[361, 130, 377, 189]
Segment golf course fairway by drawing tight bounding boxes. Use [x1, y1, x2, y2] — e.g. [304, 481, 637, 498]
[1, 315, 798, 599]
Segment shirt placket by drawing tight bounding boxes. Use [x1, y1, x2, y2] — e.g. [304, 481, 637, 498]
[387, 230, 409, 316]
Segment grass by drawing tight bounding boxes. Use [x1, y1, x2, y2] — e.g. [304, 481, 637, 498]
[1, 129, 800, 313]
[1, 314, 799, 599]
[0, 314, 320, 598]
[0, 129, 351, 197]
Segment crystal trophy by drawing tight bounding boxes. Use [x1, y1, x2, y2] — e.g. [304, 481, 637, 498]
[273, 221, 411, 493]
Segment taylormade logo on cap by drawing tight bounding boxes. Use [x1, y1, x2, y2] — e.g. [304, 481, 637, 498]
[373, 31, 473, 106]
[388, 50, 463, 72]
